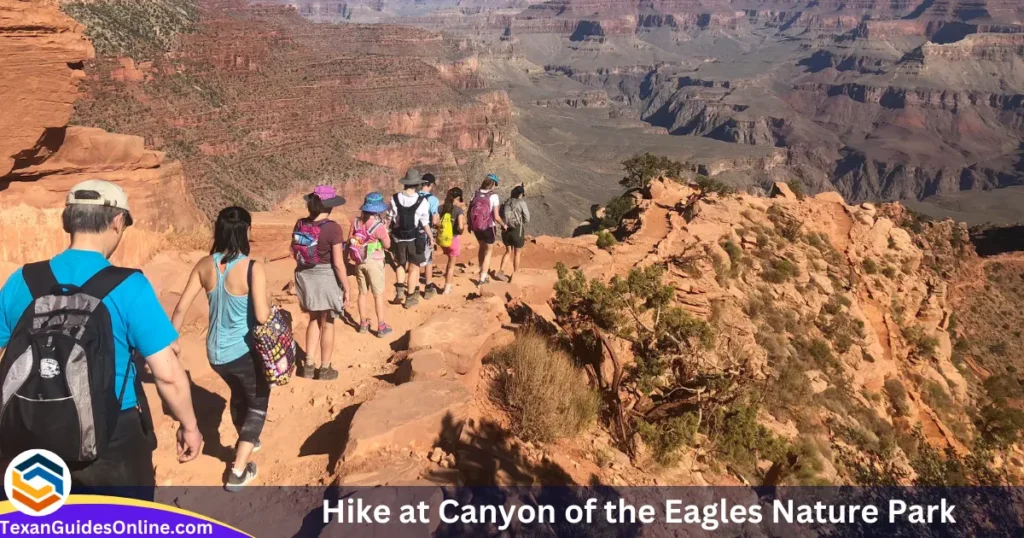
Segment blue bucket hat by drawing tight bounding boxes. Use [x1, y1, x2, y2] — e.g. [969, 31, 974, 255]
[360, 192, 387, 214]
[486, 173, 499, 185]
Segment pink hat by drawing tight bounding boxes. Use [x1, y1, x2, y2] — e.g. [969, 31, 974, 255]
[304, 185, 346, 208]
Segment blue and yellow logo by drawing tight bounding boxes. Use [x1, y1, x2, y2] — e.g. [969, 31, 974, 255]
[3, 449, 71, 517]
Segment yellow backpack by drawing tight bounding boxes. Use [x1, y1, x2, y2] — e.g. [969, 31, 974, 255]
[437, 212, 454, 248]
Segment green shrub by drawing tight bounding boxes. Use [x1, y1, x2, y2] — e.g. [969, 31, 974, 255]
[902, 325, 939, 358]
[492, 332, 600, 442]
[988, 341, 1009, 356]
[881, 265, 898, 279]
[601, 195, 636, 230]
[884, 379, 910, 417]
[621, 153, 685, 190]
[763, 257, 800, 283]
[766, 205, 802, 241]
[596, 230, 618, 251]
[636, 414, 699, 466]
[862, 258, 879, 274]
[710, 402, 788, 475]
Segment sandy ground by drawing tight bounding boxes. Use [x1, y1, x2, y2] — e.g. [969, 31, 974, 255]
[142, 226, 594, 487]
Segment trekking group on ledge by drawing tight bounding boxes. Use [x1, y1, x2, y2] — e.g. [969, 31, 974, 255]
[0, 169, 530, 493]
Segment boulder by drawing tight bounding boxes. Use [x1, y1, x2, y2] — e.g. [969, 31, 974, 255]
[478, 281, 522, 302]
[769, 182, 795, 199]
[407, 298, 507, 372]
[396, 349, 448, 383]
[343, 380, 471, 462]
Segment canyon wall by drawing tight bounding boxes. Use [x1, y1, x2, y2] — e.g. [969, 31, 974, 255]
[69, 0, 514, 218]
[0, 0, 200, 272]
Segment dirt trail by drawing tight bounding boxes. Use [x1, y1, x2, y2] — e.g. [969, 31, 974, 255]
[144, 230, 594, 487]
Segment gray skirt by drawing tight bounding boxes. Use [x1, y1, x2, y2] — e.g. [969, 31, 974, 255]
[294, 264, 345, 315]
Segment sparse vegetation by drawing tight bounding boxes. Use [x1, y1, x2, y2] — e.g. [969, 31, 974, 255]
[620, 153, 685, 190]
[492, 332, 600, 443]
[63, 0, 199, 57]
[596, 230, 618, 251]
[600, 194, 636, 230]
[862, 258, 879, 274]
[787, 180, 806, 200]
[884, 379, 910, 417]
[636, 414, 698, 466]
[762, 257, 800, 283]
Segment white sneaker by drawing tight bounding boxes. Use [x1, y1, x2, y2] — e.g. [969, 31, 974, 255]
[479, 274, 489, 285]
[442, 284, 453, 295]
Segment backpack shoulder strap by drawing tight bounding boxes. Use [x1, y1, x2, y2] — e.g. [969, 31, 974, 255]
[79, 266, 141, 301]
[246, 260, 256, 330]
[23, 261, 58, 299]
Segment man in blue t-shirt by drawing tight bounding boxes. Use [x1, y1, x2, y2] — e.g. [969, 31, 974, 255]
[418, 173, 441, 299]
[0, 179, 201, 499]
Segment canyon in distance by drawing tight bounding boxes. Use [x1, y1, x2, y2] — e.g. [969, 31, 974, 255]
[3, 0, 1024, 526]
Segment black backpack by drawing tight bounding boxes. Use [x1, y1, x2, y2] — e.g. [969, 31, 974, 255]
[0, 262, 138, 462]
[392, 194, 426, 241]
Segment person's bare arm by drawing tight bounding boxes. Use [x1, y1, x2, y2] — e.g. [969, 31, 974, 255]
[331, 242, 351, 303]
[145, 345, 202, 462]
[492, 204, 507, 229]
[250, 261, 271, 325]
[171, 261, 205, 332]
[379, 222, 392, 249]
[458, 213, 468, 236]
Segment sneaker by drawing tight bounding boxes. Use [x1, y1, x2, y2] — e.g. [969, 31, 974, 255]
[225, 462, 258, 492]
[494, 271, 508, 282]
[392, 285, 407, 305]
[442, 284, 453, 295]
[478, 274, 489, 286]
[377, 323, 393, 338]
[252, 440, 261, 453]
[315, 365, 339, 381]
[297, 361, 315, 379]
[404, 293, 420, 309]
[358, 319, 371, 334]
[423, 285, 436, 300]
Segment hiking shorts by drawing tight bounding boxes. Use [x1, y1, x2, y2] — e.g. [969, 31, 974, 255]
[442, 235, 462, 258]
[393, 240, 425, 266]
[356, 259, 386, 295]
[473, 227, 496, 245]
[502, 226, 526, 249]
[419, 241, 433, 267]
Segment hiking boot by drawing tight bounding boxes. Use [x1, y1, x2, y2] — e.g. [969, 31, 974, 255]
[392, 285, 407, 305]
[297, 361, 315, 379]
[423, 285, 436, 300]
[358, 319, 371, 334]
[315, 365, 339, 381]
[225, 462, 258, 492]
[404, 293, 420, 309]
[377, 323, 393, 338]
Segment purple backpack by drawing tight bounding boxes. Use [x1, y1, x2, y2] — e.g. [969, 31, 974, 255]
[291, 219, 328, 266]
[469, 191, 494, 232]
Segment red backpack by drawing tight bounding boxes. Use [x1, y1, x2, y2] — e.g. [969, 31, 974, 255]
[469, 191, 494, 232]
[291, 219, 328, 267]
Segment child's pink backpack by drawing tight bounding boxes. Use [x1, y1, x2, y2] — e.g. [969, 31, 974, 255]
[347, 219, 383, 265]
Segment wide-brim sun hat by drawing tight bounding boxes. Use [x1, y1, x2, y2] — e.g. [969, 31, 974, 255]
[400, 168, 424, 186]
[360, 192, 388, 213]
[304, 185, 346, 208]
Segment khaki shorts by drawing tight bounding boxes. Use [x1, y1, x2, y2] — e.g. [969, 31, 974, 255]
[356, 259, 386, 296]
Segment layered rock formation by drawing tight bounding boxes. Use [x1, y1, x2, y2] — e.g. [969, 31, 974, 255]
[68, 0, 513, 217]
[0, 0, 199, 272]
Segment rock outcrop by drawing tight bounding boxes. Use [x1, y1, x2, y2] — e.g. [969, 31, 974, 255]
[0, 0, 201, 272]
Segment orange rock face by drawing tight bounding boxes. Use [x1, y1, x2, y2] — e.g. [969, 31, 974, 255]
[0, 0, 94, 177]
[0, 1, 201, 270]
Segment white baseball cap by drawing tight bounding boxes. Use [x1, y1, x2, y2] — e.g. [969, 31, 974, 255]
[66, 179, 133, 226]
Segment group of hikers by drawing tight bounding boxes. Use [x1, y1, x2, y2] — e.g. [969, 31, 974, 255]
[0, 168, 530, 494]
